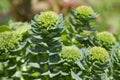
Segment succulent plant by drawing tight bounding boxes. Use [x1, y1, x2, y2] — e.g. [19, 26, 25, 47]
[0, 22, 30, 79]
[0, 5, 119, 80]
[24, 11, 65, 80]
[62, 5, 98, 49]
[61, 45, 82, 80]
[73, 47, 110, 80]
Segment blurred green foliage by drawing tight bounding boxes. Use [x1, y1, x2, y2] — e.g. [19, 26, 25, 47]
[0, 0, 11, 13]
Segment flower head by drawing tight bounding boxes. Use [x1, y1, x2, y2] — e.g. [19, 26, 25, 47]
[37, 11, 58, 28]
[89, 46, 109, 61]
[0, 31, 22, 52]
[61, 46, 81, 62]
[76, 6, 94, 19]
[96, 31, 116, 45]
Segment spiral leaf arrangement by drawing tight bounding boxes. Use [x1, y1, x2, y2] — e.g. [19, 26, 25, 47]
[25, 11, 65, 80]
[0, 23, 30, 79]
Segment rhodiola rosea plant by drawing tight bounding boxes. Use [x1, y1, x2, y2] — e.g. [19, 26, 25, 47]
[0, 5, 120, 80]
[25, 11, 66, 80]
[0, 23, 31, 79]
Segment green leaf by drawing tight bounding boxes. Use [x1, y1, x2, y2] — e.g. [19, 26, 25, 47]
[71, 71, 82, 80]
[0, 25, 11, 32]
[28, 63, 40, 68]
[12, 71, 21, 78]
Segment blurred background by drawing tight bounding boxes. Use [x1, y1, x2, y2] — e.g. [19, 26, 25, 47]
[0, 0, 120, 39]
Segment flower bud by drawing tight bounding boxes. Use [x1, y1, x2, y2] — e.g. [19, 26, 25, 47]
[37, 11, 58, 28]
[61, 45, 81, 62]
[76, 6, 94, 19]
[0, 31, 22, 51]
[89, 46, 109, 61]
[96, 31, 116, 45]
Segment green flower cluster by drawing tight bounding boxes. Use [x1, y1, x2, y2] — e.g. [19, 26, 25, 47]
[61, 45, 81, 62]
[76, 6, 94, 19]
[37, 11, 58, 28]
[0, 31, 22, 52]
[89, 46, 109, 61]
[96, 31, 116, 45]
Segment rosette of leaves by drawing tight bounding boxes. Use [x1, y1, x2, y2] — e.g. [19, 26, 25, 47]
[0, 22, 31, 53]
[95, 31, 116, 49]
[26, 11, 65, 79]
[62, 6, 98, 48]
[0, 23, 31, 79]
[75, 46, 110, 80]
[69, 5, 97, 32]
[0, 31, 21, 78]
[61, 45, 81, 79]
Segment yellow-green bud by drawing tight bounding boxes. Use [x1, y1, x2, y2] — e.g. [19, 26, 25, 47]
[76, 6, 94, 19]
[96, 31, 116, 45]
[89, 46, 109, 61]
[61, 46, 81, 62]
[0, 31, 22, 51]
[37, 11, 58, 28]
